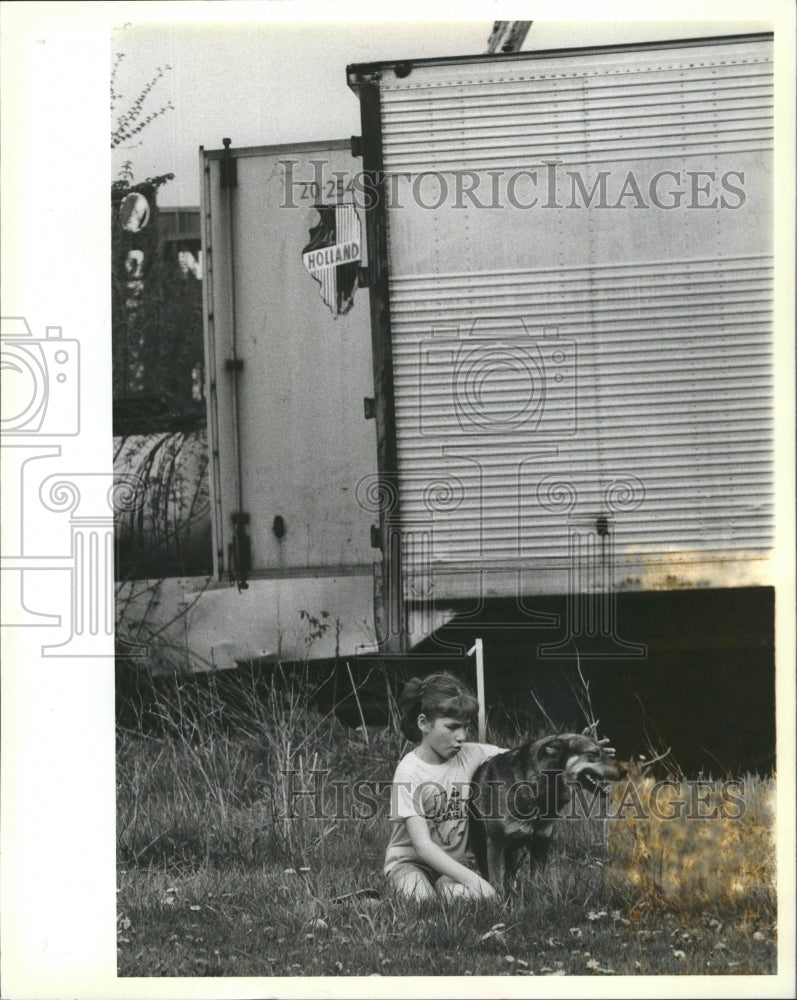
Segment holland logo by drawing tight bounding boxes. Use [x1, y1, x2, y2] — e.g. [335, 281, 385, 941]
[302, 203, 362, 317]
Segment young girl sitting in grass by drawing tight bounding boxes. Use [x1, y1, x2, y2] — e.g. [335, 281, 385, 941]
[384, 672, 506, 902]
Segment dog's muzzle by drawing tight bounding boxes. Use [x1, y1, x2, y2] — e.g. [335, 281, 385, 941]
[566, 756, 623, 795]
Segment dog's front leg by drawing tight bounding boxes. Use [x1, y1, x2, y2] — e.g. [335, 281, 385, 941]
[528, 822, 554, 870]
[485, 836, 506, 891]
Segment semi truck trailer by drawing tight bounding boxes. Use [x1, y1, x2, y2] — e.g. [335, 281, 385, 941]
[120, 33, 775, 693]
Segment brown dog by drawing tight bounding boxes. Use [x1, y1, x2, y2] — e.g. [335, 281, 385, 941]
[468, 732, 624, 891]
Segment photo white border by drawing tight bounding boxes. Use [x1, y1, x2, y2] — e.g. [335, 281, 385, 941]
[1, 1, 794, 998]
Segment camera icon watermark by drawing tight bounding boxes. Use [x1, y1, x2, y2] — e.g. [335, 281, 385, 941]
[0, 317, 80, 436]
[0, 315, 133, 656]
[417, 322, 577, 440]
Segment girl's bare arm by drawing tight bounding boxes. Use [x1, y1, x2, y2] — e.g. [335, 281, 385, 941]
[404, 815, 495, 897]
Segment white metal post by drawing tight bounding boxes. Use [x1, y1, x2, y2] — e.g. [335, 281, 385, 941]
[467, 638, 485, 742]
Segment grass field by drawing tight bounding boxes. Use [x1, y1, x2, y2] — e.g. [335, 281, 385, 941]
[116, 667, 777, 978]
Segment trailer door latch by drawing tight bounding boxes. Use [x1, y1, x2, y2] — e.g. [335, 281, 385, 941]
[221, 138, 238, 188]
[229, 510, 251, 590]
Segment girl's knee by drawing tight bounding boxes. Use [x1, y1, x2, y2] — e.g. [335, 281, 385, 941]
[389, 867, 435, 901]
[399, 877, 436, 902]
[435, 876, 477, 902]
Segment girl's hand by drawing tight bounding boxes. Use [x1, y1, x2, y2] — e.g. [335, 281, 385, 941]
[582, 726, 616, 757]
[597, 738, 616, 758]
[463, 870, 497, 898]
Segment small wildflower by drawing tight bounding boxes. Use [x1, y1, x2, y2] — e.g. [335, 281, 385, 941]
[752, 931, 766, 942]
[311, 918, 329, 932]
[587, 909, 607, 921]
[516, 959, 529, 969]
[586, 956, 615, 974]
[673, 949, 686, 960]
[283, 867, 297, 875]
[569, 927, 583, 939]
[189, 905, 201, 912]
[505, 955, 515, 964]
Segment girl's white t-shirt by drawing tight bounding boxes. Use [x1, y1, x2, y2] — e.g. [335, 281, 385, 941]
[384, 742, 505, 875]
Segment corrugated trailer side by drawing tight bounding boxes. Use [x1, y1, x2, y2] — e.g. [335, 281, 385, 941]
[348, 34, 774, 651]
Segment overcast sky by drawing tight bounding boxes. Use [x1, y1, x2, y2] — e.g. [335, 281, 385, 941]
[111, 15, 772, 207]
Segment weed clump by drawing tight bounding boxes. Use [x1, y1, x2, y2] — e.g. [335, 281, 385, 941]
[607, 761, 776, 920]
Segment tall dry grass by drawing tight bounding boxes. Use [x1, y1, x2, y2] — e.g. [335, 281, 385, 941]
[607, 761, 776, 918]
[116, 663, 777, 976]
[117, 663, 406, 871]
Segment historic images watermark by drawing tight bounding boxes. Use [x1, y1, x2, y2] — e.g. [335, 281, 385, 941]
[280, 154, 754, 660]
[279, 159, 748, 212]
[279, 772, 747, 822]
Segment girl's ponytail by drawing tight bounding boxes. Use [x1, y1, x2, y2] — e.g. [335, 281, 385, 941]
[399, 676, 426, 742]
[397, 672, 478, 744]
